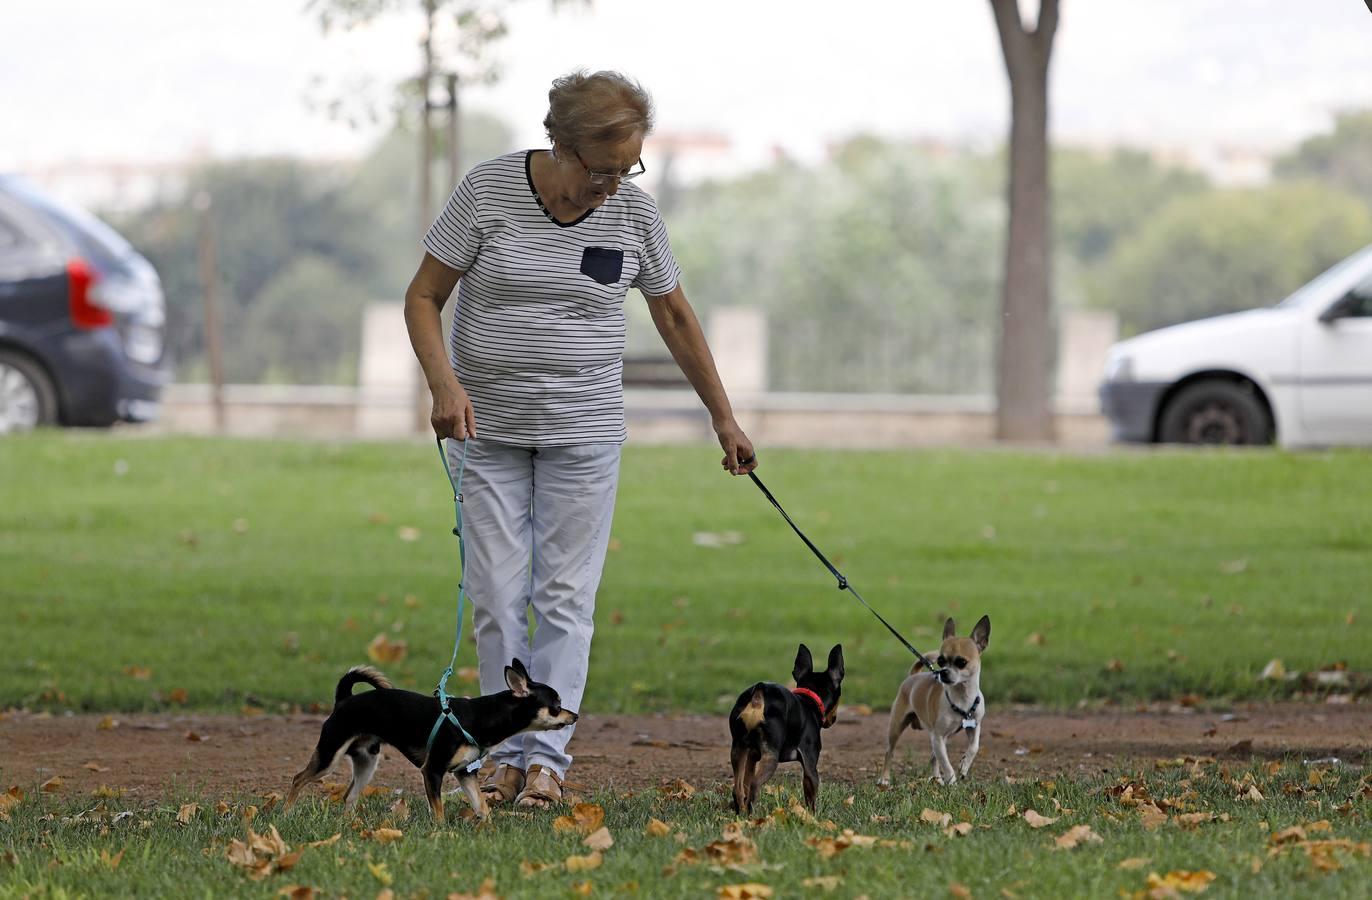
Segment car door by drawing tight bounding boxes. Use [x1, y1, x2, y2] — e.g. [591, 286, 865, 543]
[1298, 269, 1372, 445]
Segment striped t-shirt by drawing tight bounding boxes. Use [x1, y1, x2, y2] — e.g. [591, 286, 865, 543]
[422, 150, 682, 446]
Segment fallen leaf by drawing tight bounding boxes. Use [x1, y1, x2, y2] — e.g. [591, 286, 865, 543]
[368, 861, 392, 885]
[645, 818, 673, 837]
[1023, 809, 1057, 828]
[367, 634, 408, 665]
[278, 887, 317, 900]
[945, 822, 973, 838]
[570, 881, 593, 897]
[1259, 659, 1287, 681]
[1105, 658, 1125, 673]
[97, 715, 117, 730]
[177, 803, 199, 825]
[565, 851, 603, 872]
[446, 877, 500, 900]
[950, 883, 973, 899]
[40, 777, 63, 794]
[658, 778, 696, 800]
[1138, 804, 1169, 831]
[186, 730, 204, 742]
[921, 808, 952, 827]
[582, 827, 614, 851]
[1026, 632, 1046, 646]
[123, 665, 153, 680]
[1118, 857, 1151, 870]
[718, 884, 773, 899]
[1144, 870, 1216, 894]
[1054, 824, 1103, 849]
[553, 802, 605, 835]
[1175, 813, 1214, 829]
[168, 688, 189, 705]
[83, 761, 110, 773]
[306, 834, 341, 848]
[93, 784, 124, 799]
[1241, 785, 1265, 803]
[520, 859, 553, 875]
[397, 526, 421, 542]
[802, 875, 843, 890]
[368, 827, 403, 844]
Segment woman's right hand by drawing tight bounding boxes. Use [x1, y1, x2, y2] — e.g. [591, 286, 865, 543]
[432, 380, 477, 440]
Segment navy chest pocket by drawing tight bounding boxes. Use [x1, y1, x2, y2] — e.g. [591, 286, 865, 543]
[580, 247, 624, 285]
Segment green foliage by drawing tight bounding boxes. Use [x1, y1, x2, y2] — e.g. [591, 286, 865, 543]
[666, 137, 1005, 393]
[1275, 110, 1372, 213]
[1089, 183, 1372, 334]
[1, 436, 1367, 714]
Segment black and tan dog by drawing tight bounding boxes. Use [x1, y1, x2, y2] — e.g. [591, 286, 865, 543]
[727, 643, 844, 814]
[285, 659, 576, 820]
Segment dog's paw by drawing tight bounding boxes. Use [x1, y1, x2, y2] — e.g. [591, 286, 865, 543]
[875, 775, 891, 788]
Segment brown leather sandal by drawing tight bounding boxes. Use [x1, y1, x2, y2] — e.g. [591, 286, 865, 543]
[479, 764, 525, 805]
[515, 764, 564, 808]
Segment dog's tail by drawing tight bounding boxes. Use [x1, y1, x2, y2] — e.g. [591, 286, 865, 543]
[335, 665, 392, 708]
[738, 685, 766, 732]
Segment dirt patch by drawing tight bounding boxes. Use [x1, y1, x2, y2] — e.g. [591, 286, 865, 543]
[2, 703, 1367, 803]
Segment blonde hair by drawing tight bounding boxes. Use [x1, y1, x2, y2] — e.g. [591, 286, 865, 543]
[543, 69, 655, 152]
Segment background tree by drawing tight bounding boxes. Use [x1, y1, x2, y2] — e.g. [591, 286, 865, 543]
[1090, 182, 1372, 334]
[989, 0, 1059, 441]
[1273, 109, 1372, 214]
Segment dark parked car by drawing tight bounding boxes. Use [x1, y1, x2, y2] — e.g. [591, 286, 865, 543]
[0, 175, 167, 433]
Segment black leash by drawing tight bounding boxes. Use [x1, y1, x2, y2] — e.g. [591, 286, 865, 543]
[740, 459, 940, 674]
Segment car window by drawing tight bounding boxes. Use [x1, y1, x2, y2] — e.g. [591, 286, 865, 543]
[0, 177, 135, 270]
[1346, 271, 1372, 318]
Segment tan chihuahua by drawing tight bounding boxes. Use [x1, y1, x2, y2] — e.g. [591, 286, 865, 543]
[877, 615, 990, 786]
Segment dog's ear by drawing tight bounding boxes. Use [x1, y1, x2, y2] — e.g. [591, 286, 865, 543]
[943, 617, 957, 640]
[970, 615, 991, 652]
[793, 644, 814, 683]
[505, 660, 531, 697]
[825, 644, 845, 685]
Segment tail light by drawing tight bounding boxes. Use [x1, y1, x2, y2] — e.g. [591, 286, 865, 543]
[67, 258, 113, 329]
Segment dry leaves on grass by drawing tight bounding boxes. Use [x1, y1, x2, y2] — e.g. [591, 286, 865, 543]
[645, 817, 673, 837]
[1138, 804, 1169, 831]
[278, 887, 318, 900]
[83, 761, 110, 773]
[802, 875, 843, 891]
[920, 808, 952, 827]
[176, 803, 199, 825]
[98, 848, 124, 870]
[582, 827, 614, 852]
[805, 830, 879, 860]
[564, 851, 603, 873]
[446, 877, 500, 900]
[362, 828, 404, 844]
[367, 634, 408, 665]
[1054, 825, 1103, 850]
[122, 666, 153, 680]
[1022, 809, 1058, 828]
[1118, 857, 1151, 870]
[553, 802, 605, 835]
[0, 787, 23, 820]
[225, 826, 302, 881]
[718, 884, 772, 899]
[658, 778, 697, 800]
[40, 777, 63, 794]
[1134, 870, 1217, 896]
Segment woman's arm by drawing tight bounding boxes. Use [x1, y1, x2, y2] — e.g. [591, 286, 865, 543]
[404, 252, 476, 440]
[647, 283, 758, 474]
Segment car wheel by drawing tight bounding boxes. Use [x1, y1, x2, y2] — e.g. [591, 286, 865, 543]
[1158, 380, 1272, 446]
[0, 349, 59, 434]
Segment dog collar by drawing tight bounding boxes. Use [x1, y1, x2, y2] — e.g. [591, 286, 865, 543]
[945, 692, 980, 731]
[792, 687, 827, 719]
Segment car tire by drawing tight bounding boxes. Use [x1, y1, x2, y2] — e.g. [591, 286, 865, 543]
[1158, 379, 1273, 446]
[0, 349, 59, 434]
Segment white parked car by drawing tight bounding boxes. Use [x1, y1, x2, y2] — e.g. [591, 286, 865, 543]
[1100, 245, 1372, 447]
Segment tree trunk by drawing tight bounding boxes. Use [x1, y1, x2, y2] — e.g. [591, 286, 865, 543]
[990, 0, 1059, 441]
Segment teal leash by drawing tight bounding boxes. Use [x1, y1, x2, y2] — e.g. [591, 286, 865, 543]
[425, 437, 485, 770]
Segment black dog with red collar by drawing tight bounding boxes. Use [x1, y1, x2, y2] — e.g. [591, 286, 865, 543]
[727, 643, 845, 814]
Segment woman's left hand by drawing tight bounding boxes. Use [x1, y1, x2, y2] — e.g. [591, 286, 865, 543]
[715, 419, 758, 475]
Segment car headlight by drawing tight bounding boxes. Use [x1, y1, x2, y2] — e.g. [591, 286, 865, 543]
[1104, 352, 1134, 383]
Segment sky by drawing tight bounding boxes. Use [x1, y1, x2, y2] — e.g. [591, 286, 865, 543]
[2, 0, 1370, 171]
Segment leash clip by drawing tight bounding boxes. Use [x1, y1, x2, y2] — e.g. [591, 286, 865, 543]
[835, 576, 848, 590]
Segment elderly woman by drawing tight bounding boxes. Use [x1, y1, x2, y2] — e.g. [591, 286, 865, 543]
[404, 70, 757, 808]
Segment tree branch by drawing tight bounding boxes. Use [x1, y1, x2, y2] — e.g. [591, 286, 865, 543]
[989, 0, 1030, 77]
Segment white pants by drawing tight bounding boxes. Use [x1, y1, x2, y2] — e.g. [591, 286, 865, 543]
[448, 438, 621, 778]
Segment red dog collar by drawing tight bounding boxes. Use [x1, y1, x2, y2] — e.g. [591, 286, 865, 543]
[792, 687, 826, 718]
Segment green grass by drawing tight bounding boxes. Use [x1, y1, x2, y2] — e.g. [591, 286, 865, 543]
[1, 761, 1368, 898]
[0, 434, 1369, 714]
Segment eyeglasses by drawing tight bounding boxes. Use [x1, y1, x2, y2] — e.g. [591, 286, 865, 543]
[573, 149, 646, 185]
